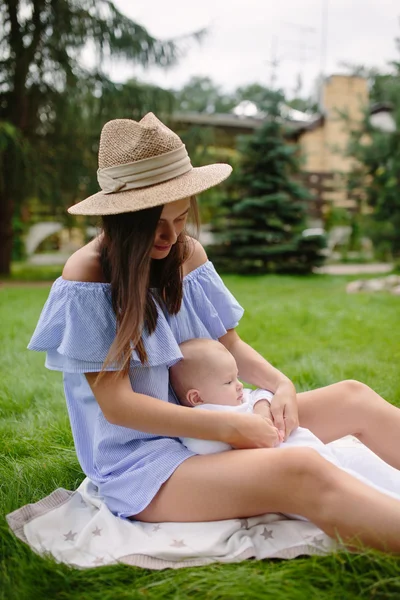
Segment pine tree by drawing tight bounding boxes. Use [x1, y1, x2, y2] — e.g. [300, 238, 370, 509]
[209, 98, 326, 274]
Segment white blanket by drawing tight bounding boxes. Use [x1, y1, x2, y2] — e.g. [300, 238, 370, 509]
[7, 436, 400, 570]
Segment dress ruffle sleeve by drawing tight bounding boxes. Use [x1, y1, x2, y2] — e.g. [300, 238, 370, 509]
[181, 261, 244, 339]
[28, 278, 182, 373]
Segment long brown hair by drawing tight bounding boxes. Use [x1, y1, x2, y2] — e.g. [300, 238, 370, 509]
[97, 197, 199, 381]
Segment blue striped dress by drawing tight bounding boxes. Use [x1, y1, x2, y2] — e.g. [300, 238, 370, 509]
[28, 261, 244, 518]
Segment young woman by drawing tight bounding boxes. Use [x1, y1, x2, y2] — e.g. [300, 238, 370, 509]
[29, 113, 400, 552]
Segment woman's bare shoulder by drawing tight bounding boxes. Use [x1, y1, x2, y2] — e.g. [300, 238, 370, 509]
[182, 238, 208, 277]
[62, 238, 106, 283]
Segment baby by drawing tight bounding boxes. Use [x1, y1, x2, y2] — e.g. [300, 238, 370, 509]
[169, 338, 338, 461]
[169, 338, 400, 508]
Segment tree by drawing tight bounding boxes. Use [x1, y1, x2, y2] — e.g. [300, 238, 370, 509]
[209, 95, 326, 274]
[232, 82, 318, 115]
[233, 83, 273, 111]
[174, 76, 235, 114]
[347, 101, 400, 258]
[0, 0, 203, 275]
[346, 37, 400, 259]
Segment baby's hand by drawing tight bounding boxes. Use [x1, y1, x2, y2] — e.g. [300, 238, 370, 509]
[253, 399, 273, 419]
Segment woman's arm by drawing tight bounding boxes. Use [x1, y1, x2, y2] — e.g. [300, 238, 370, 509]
[85, 371, 280, 449]
[86, 371, 227, 440]
[219, 328, 293, 392]
[219, 329, 299, 440]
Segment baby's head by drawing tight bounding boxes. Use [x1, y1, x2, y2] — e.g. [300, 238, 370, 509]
[170, 338, 244, 408]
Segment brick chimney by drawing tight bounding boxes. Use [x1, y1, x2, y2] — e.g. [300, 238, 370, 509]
[321, 75, 368, 173]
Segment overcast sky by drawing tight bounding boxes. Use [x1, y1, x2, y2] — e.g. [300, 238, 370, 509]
[109, 0, 399, 99]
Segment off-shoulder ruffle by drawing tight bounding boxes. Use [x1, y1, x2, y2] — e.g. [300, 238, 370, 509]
[183, 261, 244, 337]
[28, 261, 244, 373]
[28, 278, 183, 372]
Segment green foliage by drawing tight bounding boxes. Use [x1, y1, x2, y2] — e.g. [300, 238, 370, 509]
[358, 216, 398, 262]
[209, 98, 326, 274]
[346, 40, 400, 259]
[234, 83, 280, 111]
[174, 77, 318, 116]
[174, 76, 236, 113]
[0, 1, 203, 274]
[324, 207, 352, 231]
[1, 279, 400, 598]
[174, 79, 277, 115]
[11, 215, 26, 261]
[348, 121, 400, 258]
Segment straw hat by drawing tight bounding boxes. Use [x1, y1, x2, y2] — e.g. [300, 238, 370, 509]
[68, 113, 232, 216]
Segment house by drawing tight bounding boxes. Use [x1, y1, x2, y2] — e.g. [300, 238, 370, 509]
[173, 75, 393, 224]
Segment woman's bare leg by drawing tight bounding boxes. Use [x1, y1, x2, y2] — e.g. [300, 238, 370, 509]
[135, 447, 400, 553]
[297, 380, 400, 469]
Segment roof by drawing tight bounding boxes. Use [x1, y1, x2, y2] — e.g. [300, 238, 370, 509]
[369, 102, 394, 115]
[172, 94, 393, 137]
[172, 111, 265, 130]
[172, 109, 323, 135]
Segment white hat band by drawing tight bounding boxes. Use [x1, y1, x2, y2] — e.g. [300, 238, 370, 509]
[97, 145, 192, 194]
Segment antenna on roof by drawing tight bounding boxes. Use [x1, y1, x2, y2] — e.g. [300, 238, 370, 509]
[265, 36, 280, 90]
[318, 0, 329, 109]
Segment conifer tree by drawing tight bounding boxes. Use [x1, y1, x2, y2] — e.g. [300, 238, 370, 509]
[210, 96, 326, 274]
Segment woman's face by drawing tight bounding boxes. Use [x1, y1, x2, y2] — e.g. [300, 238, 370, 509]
[151, 198, 191, 259]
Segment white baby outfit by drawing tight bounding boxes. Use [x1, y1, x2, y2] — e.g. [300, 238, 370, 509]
[180, 389, 275, 454]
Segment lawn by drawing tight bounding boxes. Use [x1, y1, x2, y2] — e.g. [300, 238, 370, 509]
[1, 273, 400, 600]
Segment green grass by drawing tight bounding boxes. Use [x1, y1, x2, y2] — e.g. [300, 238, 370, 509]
[1, 275, 400, 600]
[0, 262, 63, 282]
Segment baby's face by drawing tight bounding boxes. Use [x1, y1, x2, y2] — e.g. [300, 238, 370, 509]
[196, 350, 244, 406]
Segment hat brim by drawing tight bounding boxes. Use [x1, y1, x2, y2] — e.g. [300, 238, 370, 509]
[67, 163, 232, 216]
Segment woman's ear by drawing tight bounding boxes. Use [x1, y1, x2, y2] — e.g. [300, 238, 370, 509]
[186, 389, 203, 407]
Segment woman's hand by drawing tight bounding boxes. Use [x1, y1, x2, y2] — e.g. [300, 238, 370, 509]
[269, 381, 299, 441]
[223, 412, 281, 449]
[253, 400, 284, 443]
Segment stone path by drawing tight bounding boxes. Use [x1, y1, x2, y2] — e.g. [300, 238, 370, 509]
[314, 263, 393, 275]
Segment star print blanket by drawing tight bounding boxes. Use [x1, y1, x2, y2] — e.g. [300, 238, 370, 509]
[6, 436, 400, 570]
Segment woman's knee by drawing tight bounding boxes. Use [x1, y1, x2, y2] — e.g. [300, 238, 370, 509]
[336, 379, 375, 412]
[271, 447, 341, 514]
[273, 447, 332, 483]
[340, 379, 371, 395]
